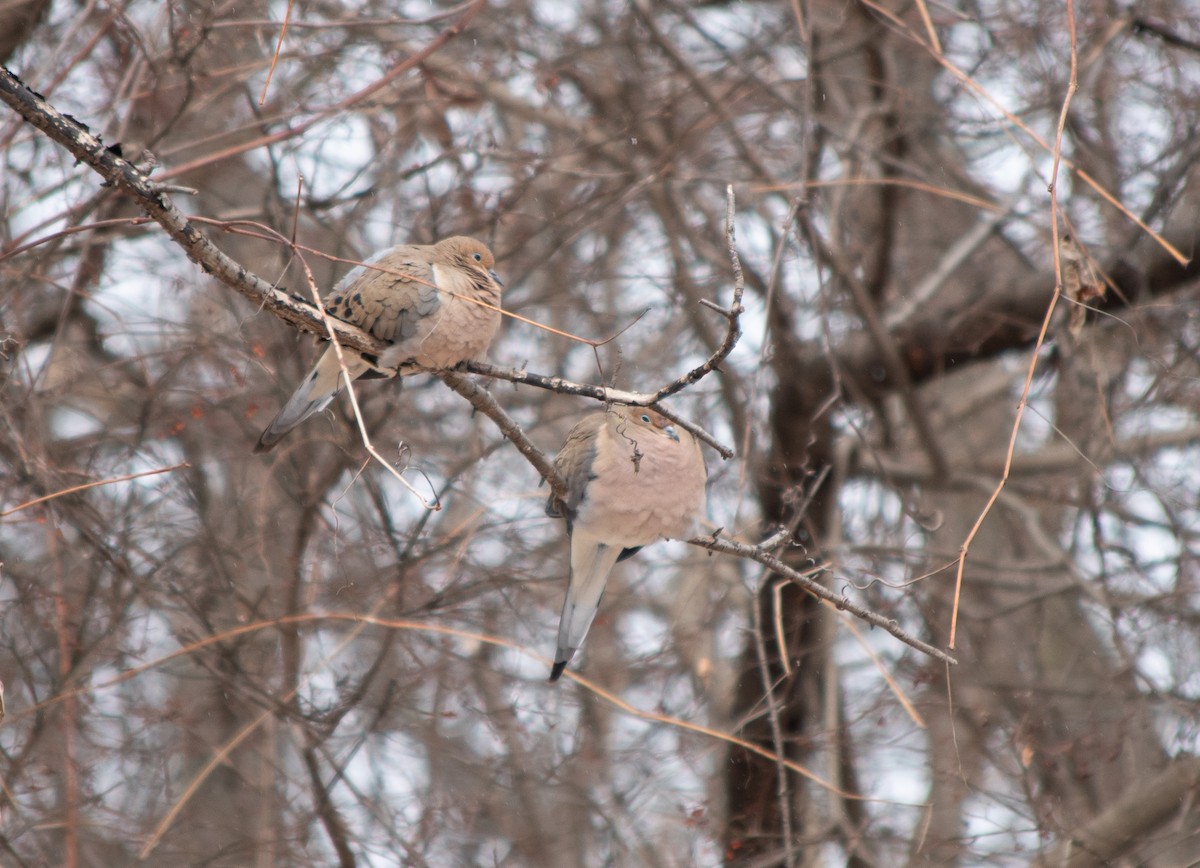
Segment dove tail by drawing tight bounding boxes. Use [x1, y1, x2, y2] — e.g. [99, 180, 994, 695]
[254, 348, 368, 452]
[550, 535, 622, 681]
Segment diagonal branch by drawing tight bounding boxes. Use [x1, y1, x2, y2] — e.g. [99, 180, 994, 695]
[0, 64, 385, 358]
[690, 533, 957, 664]
[0, 65, 738, 460]
[436, 369, 565, 502]
[1032, 756, 1200, 868]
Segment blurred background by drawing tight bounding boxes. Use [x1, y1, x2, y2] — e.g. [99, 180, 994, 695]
[3, 1, 1200, 865]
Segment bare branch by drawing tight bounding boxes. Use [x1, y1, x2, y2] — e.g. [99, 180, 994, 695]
[0, 64, 382, 356]
[0, 68, 736, 463]
[1033, 757, 1200, 868]
[436, 369, 565, 502]
[689, 533, 957, 665]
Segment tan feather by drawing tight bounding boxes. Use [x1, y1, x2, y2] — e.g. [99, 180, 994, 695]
[255, 236, 503, 452]
[547, 406, 707, 680]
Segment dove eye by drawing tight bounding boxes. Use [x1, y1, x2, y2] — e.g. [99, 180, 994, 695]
[640, 414, 652, 424]
[473, 252, 483, 262]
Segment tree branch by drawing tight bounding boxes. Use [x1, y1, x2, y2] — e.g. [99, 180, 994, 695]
[2, 56, 949, 666]
[0, 64, 384, 358]
[436, 369, 566, 502]
[690, 532, 957, 665]
[1033, 756, 1200, 868]
[0, 65, 739, 460]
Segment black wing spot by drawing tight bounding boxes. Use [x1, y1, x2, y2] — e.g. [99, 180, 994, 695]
[616, 546, 642, 563]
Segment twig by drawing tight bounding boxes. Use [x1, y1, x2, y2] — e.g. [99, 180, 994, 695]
[0, 216, 155, 262]
[751, 176, 1002, 212]
[0, 75, 738, 460]
[750, 570, 797, 867]
[462, 361, 733, 458]
[644, 184, 745, 404]
[691, 534, 957, 664]
[947, 0, 1079, 649]
[292, 250, 441, 510]
[436, 369, 566, 502]
[913, 0, 942, 55]
[1, 463, 189, 518]
[259, 0, 298, 106]
[834, 611, 925, 728]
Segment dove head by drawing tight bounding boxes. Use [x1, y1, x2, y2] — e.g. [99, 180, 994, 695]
[438, 236, 501, 285]
[615, 406, 681, 442]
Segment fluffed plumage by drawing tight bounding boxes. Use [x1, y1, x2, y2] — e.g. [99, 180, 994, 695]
[545, 406, 707, 681]
[255, 236, 503, 452]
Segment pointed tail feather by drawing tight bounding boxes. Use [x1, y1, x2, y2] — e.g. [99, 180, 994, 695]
[551, 536, 622, 680]
[254, 348, 369, 452]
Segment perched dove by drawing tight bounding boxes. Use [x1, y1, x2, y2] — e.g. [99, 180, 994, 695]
[255, 236, 503, 452]
[545, 406, 707, 681]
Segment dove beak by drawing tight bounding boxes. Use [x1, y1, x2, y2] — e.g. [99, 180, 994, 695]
[664, 425, 680, 442]
[489, 269, 504, 288]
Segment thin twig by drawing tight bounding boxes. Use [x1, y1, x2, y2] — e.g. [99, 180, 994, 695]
[692, 534, 957, 664]
[750, 176, 1002, 213]
[259, 0, 298, 106]
[834, 610, 925, 728]
[913, 0, 942, 55]
[0, 215, 155, 261]
[858, 0, 1188, 267]
[947, 0, 1080, 649]
[650, 184, 746, 404]
[1, 463, 189, 518]
[750, 572, 797, 867]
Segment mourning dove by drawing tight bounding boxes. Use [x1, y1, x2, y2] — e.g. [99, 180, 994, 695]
[255, 236, 503, 452]
[545, 406, 707, 681]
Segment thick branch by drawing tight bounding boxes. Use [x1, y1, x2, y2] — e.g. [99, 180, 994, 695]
[436, 370, 565, 502]
[0, 64, 384, 358]
[799, 263, 1199, 411]
[859, 423, 1200, 483]
[1, 66, 739, 460]
[1033, 756, 1200, 868]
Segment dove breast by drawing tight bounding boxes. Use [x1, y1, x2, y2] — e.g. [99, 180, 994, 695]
[569, 409, 707, 547]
